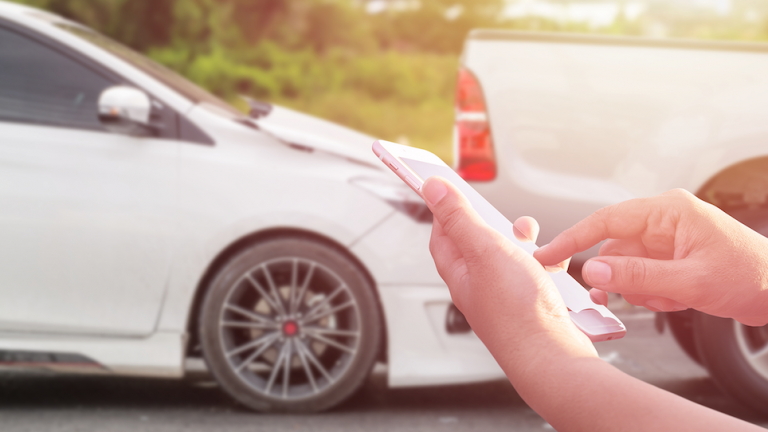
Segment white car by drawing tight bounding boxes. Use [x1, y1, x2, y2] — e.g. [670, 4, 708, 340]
[0, 2, 504, 412]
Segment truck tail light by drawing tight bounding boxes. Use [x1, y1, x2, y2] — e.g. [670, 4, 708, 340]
[454, 67, 496, 181]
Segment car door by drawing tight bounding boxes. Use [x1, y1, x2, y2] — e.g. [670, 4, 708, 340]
[0, 23, 178, 336]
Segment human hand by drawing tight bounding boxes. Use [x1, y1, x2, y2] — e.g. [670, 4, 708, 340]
[423, 182, 763, 432]
[421, 176, 595, 366]
[534, 189, 768, 326]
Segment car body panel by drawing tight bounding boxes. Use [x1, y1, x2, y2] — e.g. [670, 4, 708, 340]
[378, 286, 505, 387]
[0, 121, 177, 336]
[156, 105, 399, 335]
[255, 104, 383, 170]
[348, 209, 442, 286]
[351, 213, 507, 386]
[0, 331, 184, 377]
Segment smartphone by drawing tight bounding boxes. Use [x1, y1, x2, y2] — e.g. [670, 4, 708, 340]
[373, 140, 626, 342]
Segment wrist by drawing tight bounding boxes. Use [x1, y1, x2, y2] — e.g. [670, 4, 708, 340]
[480, 317, 598, 387]
[497, 332, 601, 424]
[728, 231, 768, 326]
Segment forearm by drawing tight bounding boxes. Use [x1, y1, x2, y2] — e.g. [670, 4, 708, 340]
[500, 341, 763, 432]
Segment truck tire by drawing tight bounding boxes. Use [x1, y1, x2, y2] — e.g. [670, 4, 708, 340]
[666, 310, 701, 365]
[693, 312, 768, 415]
[199, 237, 381, 412]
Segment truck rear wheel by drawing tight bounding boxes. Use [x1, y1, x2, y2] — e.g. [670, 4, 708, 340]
[666, 310, 701, 365]
[693, 312, 768, 415]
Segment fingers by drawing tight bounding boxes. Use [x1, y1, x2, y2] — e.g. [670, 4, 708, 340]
[589, 288, 608, 306]
[590, 288, 688, 312]
[513, 216, 539, 243]
[582, 256, 695, 305]
[422, 177, 497, 262]
[622, 294, 689, 312]
[511, 217, 570, 272]
[428, 217, 468, 292]
[644, 298, 689, 312]
[429, 218, 463, 269]
[534, 198, 661, 266]
[599, 238, 649, 258]
[545, 256, 571, 273]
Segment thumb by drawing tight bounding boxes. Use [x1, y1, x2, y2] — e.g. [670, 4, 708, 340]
[422, 176, 496, 260]
[583, 256, 695, 305]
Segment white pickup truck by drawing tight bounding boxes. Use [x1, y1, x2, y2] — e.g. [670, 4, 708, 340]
[457, 30, 768, 414]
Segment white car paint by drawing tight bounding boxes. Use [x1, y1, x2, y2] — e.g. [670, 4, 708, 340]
[0, 1, 506, 387]
[0, 121, 176, 336]
[350, 212, 505, 386]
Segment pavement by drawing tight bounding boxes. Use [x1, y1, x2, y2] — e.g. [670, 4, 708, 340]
[0, 306, 765, 431]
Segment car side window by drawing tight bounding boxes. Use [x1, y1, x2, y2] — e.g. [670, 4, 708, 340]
[0, 25, 115, 131]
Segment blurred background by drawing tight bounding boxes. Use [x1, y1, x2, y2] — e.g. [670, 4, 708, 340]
[10, 0, 768, 163]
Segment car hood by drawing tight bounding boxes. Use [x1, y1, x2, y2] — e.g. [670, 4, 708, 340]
[254, 104, 383, 170]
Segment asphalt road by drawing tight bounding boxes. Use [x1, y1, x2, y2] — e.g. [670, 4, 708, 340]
[0, 309, 765, 432]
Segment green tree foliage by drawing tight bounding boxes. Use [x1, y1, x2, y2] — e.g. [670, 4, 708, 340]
[11, 0, 768, 160]
[10, 0, 495, 159]
[10, 0, 499, 99]
[371, 0, 504, 52]
[14, 0, 175, 50]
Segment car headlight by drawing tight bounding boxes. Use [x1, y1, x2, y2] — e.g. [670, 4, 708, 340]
[350, 177, 433, 223]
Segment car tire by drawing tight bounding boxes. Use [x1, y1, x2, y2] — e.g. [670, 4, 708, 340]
[693, 312, 768, 415]
[199, 237, 381, 412]
[666, 310, 701, 365]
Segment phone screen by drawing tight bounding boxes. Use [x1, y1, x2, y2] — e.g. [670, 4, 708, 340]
[400, 157, 537, 254]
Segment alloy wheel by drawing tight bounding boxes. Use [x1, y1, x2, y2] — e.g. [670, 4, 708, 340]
[217, 257, 362, 400]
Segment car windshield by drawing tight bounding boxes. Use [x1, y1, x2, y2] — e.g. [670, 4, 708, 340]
[55, 22, 244, 118]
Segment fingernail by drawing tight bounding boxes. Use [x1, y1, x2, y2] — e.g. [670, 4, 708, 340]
[544, 265, 565, 273]
[585, 260, 611, 286]
[645, 299, 664, 312]
[645, 299, 688, 312]
[423, 178, 447, 205]
[589, 288, 608, 306]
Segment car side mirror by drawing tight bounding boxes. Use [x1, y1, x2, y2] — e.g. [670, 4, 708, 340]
[98, 86, 156, 136]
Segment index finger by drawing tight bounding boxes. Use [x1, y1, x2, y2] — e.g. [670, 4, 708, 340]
[533, 197, 662, 266]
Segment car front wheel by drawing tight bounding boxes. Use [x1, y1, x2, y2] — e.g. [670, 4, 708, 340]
[199, 237, 381, 412]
